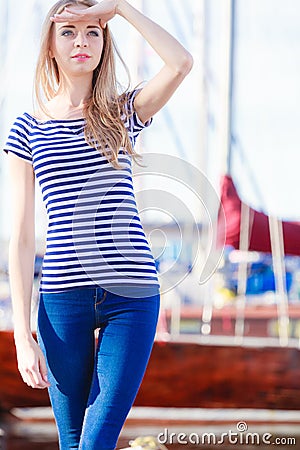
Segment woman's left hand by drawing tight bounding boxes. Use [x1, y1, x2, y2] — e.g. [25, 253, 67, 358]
[50, 0, 118, 28]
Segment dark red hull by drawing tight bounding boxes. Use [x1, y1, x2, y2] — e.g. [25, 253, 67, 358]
[1, 328, 300, 411]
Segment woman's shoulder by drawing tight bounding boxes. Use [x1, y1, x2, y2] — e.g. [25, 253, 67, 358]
[25, 102, 57, 123]
[121, 88, 142, 107]
[7, 111, 61, 136]
[8, 112, 38, 132]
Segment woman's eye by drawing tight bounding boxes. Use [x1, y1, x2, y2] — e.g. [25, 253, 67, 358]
[61, 30, 73, 36]
[88, 30, 100, 37]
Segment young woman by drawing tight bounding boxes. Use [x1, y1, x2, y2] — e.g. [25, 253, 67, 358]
[4, 0, 193, 448]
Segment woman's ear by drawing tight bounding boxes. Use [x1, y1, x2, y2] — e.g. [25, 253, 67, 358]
[49, 48, 54, 59]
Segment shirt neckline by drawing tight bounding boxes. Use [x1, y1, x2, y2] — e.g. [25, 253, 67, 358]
[24, 112, 86, 124]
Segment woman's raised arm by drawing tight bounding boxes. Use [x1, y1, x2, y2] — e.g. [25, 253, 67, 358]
[51, 0, 193, 123]
[116, 0, 193, 123]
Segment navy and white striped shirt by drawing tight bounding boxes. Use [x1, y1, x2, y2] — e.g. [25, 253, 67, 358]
[4, 90, 160, 297]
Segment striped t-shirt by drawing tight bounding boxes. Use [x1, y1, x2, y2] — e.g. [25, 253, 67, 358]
[4, 90, 160, 297]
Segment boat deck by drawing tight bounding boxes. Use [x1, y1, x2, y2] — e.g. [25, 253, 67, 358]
[1, 407, 300, 449]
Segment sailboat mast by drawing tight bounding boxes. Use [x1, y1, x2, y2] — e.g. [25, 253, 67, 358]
[220, 0, 234, 176]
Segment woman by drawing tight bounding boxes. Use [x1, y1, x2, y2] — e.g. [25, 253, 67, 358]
[4, 0, 193, 448]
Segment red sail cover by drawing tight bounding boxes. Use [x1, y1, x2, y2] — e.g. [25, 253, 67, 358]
[219, 175, 300, 256]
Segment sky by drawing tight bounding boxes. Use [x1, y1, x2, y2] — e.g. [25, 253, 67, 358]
[229, 0, 300, 221]
[205, 0, 300, 221]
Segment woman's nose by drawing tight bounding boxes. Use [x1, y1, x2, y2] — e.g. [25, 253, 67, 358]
[74, 33, 88, 47]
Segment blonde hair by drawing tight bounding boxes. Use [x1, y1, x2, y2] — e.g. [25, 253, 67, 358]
[34, 0, 142, 168]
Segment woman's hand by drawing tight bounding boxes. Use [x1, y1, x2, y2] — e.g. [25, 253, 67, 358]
[15, 335, 50, 389]
[50, 0, 118, 28]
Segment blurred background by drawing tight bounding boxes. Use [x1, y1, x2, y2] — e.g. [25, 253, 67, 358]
[1, 0, 300, 449]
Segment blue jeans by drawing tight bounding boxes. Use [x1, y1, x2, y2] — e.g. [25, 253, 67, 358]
[37, 286, 160, 450]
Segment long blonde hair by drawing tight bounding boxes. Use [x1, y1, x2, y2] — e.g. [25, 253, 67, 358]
[34, 0, 141, 168]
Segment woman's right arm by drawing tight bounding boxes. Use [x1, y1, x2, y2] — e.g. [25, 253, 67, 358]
[8, 153, 50, 389]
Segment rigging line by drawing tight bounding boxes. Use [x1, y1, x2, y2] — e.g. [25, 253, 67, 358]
[230, 133, 269, 213]
[169, 0, 195, 42]
[161, 106, 189, 161]
[140, 0, 193, 167]
[0, 0, 9, 110]
[227, 0, 236, 174]
[0, 0, 37, 108]
[165, 0, 188, 47]
[181, 0, 196, 33]
[143, 0, 190, 45]
[141, 68, 190, 162]
[141, 63, 190, 161]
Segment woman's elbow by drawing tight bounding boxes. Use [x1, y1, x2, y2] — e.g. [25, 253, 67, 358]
[10, 228, 35, 249]
[177, 52, 194, 77]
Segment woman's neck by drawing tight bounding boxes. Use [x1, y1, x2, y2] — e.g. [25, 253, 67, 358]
[37, 75, 93, 121]
[57, 76, 92, 106]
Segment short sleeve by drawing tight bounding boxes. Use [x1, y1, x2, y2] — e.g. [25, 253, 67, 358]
[3, 115, 33, 164]
[123, 89, 153, 146]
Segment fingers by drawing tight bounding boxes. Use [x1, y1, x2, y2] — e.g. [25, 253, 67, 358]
[15, 337, 51, 390]
[50, 12, 78, 23]
[39, 356, 51, 386]
[20, 366, 50, 389]
[18, 356, 50, 389]
[50, 7, 93, 23]
[32, 364, 50, 389]
[50, 3, 116, 24]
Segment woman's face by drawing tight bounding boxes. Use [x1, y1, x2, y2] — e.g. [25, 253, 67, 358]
[50, 5, 104, 79]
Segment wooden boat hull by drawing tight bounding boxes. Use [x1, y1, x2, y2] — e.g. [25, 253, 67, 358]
[136, 340, 300, 409]
[1, 330, 300, 411]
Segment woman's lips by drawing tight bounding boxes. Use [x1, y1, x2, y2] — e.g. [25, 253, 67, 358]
[72, 54, 91, 61]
